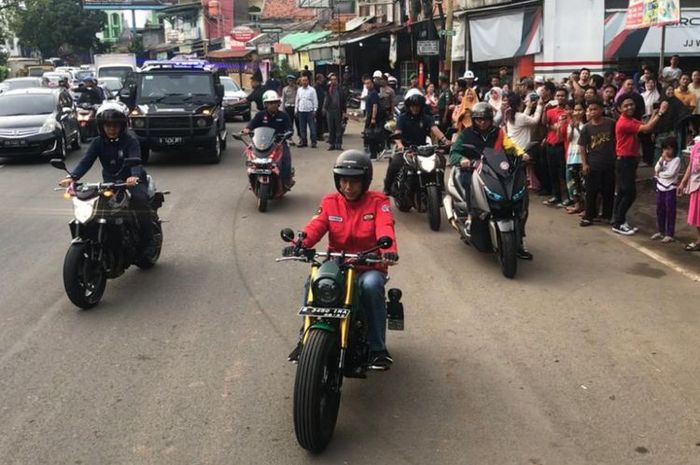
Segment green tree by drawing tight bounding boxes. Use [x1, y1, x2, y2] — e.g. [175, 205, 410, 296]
[11, 0, 106, 57]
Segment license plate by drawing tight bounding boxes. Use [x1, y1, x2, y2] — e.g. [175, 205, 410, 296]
[298, 306, 350, 319]
[251, 169, 272, 175]
[159, 137, 183, 145]
[2, 140, 27, 147]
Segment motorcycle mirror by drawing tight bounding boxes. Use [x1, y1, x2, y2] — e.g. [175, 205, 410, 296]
[284, 131, 293, 140]
[280, 228, 295, 242]
[377, 236, 393, 249]
[232, 133, 243, 141]
[50, 158, 67, 172]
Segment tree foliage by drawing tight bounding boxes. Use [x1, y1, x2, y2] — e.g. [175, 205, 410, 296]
[11, 0, 107, 57]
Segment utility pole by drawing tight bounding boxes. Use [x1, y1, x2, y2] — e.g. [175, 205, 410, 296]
[444, 0, 453, 81]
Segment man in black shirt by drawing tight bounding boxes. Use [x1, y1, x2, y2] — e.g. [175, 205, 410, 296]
[77, 77, 103, 106]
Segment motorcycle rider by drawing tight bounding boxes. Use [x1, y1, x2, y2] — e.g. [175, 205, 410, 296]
[449, 102, 533, 260]
[243, 90, 294, 189]
[58, 102, 155, 253]
[383, 89, 449, 195]
[77, 77, 104, 106]
[284, 151, 399, 370]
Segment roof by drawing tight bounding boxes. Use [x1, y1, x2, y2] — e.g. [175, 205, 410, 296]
[4, 77, 44, 82]
[262, 0, 317, 20]
[1, 88, 59, 96]
[299, 23, 400, 51]
[206, 49, 255, 59]
[279, 31, 331, 51]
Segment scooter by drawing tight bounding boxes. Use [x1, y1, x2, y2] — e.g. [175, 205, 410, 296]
[232, 127, 293, 212]
[443, 145, 528, 278]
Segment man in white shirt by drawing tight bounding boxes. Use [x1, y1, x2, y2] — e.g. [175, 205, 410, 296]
[661, 55, 682, 87]
[295, 75, 319, 148]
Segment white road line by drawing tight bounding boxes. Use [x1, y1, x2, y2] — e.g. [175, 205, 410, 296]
[606, 230, 700, 282]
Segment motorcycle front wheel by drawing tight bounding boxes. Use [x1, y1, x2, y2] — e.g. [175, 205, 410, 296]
[426, 185, 441, 231]
[294, 329, 342, 453]
[63, 243, 106, 309]
[499, 231, 518, 279]
[256, 182, 270, 212]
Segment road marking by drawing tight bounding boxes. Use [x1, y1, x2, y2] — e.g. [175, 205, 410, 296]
[607, 231, 700, 282]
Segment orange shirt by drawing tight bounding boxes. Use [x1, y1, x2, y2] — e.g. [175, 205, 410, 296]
[674, 88, 696, 109]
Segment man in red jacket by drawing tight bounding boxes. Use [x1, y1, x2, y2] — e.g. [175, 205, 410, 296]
[292, 150, 399, 369]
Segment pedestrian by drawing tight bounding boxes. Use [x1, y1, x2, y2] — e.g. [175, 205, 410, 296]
[295, 75, 318, 148]
[487, 86, 504, 125]
[690, 70, 700, 135]
[674, 74, 696, 111]
[579, 97, 617, 227]
[425, 83, 438, 116]
[543, 87, 570, 207]
[505, 93, 544, 190]
[315, 73, 327, 142]
[660, 55, 682, 88]
[616, 79, 645, 120]
[655, 85, 692, 162]
[641, 77, 661, 165]
[408, 73, 422, 92]
[601, 84, 618, 119]
[378, 76, 396, 121]
[323, 73, 346, 151]
[282, 74, 299, 143]
[650, 137, 681, 243]
[437, 74, 453, 134]
[499, 66, 511, 89]
[565, 102, 586, 214]
[363, 77, 383, 159]
[611, 93, 668, 235]
[360, 73, 369, 116]
[677, 137, 700, 251]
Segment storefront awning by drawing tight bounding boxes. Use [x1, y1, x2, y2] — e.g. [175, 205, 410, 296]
[604, 9, 700, 59]
[344, 16, 373, 32]
[469, 6, 543, 63]
[275, 31, 332, 54]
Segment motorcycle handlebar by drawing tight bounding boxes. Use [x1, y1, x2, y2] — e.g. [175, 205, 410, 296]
[276, 251, 383, 264]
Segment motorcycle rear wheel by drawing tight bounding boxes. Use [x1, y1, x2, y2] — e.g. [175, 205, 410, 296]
[499, 231, 518, 279]
[426, 185, 441, 231]
[294, 329, 342, 453]
[257, 183, 270, 212]
[63, 243, 106, 309]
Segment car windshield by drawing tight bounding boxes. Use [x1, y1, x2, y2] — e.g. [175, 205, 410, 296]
[252, 127, 277, 151]
[0, 94, 55, 116]
[221, 78, 241, 93]
[74, 70, 93, 81]
[137, 73, 213, 102]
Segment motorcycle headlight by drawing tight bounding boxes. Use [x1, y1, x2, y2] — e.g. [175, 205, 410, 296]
[132, 118, 145, 128]
[418, 156, 436, 172]
[312, 277, 341, 306]
[512, 187, 526, 201]
[195, 117, 208, 128]
[72, 197, 98, 224]
[40, 120, 58, 134]
[485, 187, 504, 202]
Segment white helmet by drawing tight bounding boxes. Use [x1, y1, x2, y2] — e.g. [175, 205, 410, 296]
[372, 70, 383, 79]
[461, 70, 478, 81]
[262, 90, 281, 104]
[404, 88, 424, 101]
[387, 76, 398, 84]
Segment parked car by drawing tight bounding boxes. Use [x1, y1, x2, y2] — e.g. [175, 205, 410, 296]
[0, 88, 81, 160]
[220, 76, 250, 121]
[0, 77, 45, 95]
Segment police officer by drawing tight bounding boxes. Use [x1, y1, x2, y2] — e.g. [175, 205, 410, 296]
[58, 103, 155, 252]
[382, 90, 448, 195]
[244, 90, 294, 189]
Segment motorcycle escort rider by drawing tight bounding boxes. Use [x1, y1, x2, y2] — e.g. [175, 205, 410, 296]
[383, 89, 449, 195]
[58, 102, 156, 253]
[77, 77, 104, 106]
[243, 90, 294, 189]
[284, 151, 399, 370]
[449, 102, 534, 260]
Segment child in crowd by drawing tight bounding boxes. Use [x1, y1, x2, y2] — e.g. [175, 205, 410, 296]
[678, 136, 700, 251]
[565, 102, 586, 214]
[651, 138, 681, 243]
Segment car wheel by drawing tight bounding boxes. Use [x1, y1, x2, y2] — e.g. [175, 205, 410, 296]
[56, 134, 67, 160]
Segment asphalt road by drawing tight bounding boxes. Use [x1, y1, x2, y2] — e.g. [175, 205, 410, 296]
[0, 121, 698, 465]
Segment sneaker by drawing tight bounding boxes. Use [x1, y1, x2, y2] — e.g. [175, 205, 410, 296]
[650, 232, 663, 240]
[661, 236, 675, 243]
[311, 142, 317, 148]
[623, 222, 639, 232]
[560, 199, 574, 207]
[579, 218, 593, 227]
[297, 142, 308, 148]
[612, 223, 636, 235]
[288, 345, 301, 363]
[517, 247, 534, 260]
[369, 350, 393, 371]
[542, 197, 558, 206]
[327, 145, 335, 151]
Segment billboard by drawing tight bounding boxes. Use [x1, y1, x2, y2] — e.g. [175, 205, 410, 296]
[82, 0, 177, 10]
[625, 0, 680, 29]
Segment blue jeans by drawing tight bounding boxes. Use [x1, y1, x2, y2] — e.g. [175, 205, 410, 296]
[297, 111, 317, 145]
[301, 270, 388, 353]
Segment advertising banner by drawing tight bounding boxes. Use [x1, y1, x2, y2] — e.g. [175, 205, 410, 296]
[625, 0, 680, 29]
[82, 0, 176, 10]
[469, 7, 542, 63]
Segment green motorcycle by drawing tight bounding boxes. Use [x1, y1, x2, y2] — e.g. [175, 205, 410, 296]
[278, 228, 404, 453]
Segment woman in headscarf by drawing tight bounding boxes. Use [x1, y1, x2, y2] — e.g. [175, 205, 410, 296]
[654, 84, 692, 163]
[452, 86, 479, 131]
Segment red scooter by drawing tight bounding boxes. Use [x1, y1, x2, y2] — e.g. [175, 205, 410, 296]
[233, 127, 293, 212]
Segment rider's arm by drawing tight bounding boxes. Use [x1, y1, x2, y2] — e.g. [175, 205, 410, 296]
[246, 111, 263, 131]
[430, 123, 448, 145]
[374, 196, 398, 254]
[502, 131, 525, 157]
[124, 136, 144, 178]
[70, 139, 100, 180]
[448, 131, 466, 166]
[301, 197, 331, 248]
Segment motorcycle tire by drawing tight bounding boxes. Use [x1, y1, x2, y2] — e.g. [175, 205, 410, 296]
[63, 243, 106, 309]
[257, 183, 270, 212]
[426, 185, 441, 231]
[499, 231, 518, 279]
[135, 214, 163, 269]
[79, 127, 88, 143]
[293, 329, 342, 453]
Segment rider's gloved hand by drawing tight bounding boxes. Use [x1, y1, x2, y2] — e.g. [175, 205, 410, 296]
[282, 245, 297, 257]
[383, 252, 399, 265]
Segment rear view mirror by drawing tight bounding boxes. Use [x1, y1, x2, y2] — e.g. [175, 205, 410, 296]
[61, 107, 73, 115]
[280, 228, 295, 242]
[50, 158, 67, 171]
[377, 236, 393, 249]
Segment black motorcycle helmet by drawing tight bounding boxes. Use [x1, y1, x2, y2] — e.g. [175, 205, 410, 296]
[333, 150, 373, 195]
[471, 102, 494, 121]
[95, 103, 128, 141]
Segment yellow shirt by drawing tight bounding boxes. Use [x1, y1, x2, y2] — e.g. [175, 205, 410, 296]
[674, 88, 696, 109]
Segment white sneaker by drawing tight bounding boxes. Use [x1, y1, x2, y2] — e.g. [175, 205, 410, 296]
[661, 236, 675, 243]
[650, 232, 663, 240]
[612, 224, 636, 236]
[623, 222, 639, 232]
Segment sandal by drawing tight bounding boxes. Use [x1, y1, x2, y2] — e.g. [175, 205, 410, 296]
[684, 242, 700, 251]
[566, 206, 583, 214]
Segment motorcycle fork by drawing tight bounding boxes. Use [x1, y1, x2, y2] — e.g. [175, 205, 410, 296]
[337, 268, 355, 371]
[302, 265, 319, 343]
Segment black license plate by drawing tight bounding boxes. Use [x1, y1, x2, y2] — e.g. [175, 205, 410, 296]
[2, 139, 28, 147]
[158, 137, 183, 145]
[252, 169, 272, 175]
[298, 306, 350, 319]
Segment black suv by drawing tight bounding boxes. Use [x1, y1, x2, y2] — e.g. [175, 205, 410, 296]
[119, 60, 227, 163]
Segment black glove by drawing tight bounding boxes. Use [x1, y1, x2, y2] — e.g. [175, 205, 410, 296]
[282, 246, 297, 257]
[383, 252, 399, 263]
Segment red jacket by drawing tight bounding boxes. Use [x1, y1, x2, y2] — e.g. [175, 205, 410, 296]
[301, 191, 398, 272]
